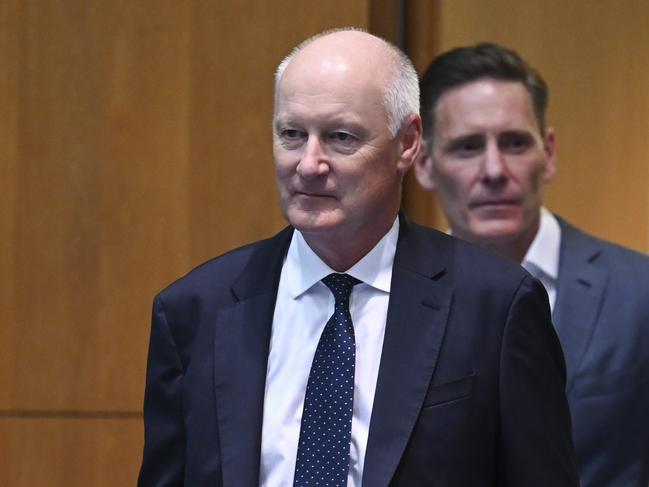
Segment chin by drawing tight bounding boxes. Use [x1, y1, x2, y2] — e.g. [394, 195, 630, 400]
[285, 207, 345, 235]
[470, 221, 523, 244]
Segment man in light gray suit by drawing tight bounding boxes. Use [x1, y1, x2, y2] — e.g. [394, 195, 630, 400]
[415, 42, 649, 487]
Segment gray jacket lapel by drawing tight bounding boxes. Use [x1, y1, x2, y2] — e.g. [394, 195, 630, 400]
[554, 218, 608, 392]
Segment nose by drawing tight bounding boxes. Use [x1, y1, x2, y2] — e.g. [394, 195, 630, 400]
[481, 140, 508, 184]
[296, 135, 330, 178]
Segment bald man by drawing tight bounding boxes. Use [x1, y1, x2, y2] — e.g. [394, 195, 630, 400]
[138, 29, 579, 486]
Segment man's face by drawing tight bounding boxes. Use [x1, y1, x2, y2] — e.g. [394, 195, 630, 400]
[273, 49, 414, 243]
[416, 79, 556, 249]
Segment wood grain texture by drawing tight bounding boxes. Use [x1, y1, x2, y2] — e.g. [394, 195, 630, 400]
[0, 0, 369, 415]
[401, 0, 446, 227]
[2, 0, 194, 412]
[0, 417, 142, 486]
[2, 1, 371, 484]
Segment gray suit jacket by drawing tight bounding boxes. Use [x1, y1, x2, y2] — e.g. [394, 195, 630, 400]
[554, 217, 649, 487]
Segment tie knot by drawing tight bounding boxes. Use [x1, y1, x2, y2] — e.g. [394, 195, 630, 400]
[322, 273, 361, 303]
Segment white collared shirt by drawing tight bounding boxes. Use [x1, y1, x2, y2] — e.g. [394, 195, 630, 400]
[259, 218, 399, 487]
[522, 207, 562, 312]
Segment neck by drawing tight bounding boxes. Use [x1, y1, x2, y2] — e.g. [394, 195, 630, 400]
[302, 215, 397, 272]
[483, 240, 531, 263]
[482, 221, 540, 264]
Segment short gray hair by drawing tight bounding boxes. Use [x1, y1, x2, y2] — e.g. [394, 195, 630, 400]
[274, 28, 419, 138]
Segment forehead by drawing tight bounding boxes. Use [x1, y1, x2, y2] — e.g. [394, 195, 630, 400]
[275, 35, 389, 119]
[433, 79, 539, 137]
[278, 57, 375, 105]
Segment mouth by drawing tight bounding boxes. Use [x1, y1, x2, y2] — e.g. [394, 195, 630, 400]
[294, 190, 334, 199]
[470, 198, 519, 209]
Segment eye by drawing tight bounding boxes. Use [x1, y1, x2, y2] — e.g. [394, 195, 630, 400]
[280, 129, 303, 140]
[327, 131, 360, 154]
[276, 128, 306, 149]
[499, 132, 533, 154]
[331, 131, 355, 142]
[447, 135, 484, 158]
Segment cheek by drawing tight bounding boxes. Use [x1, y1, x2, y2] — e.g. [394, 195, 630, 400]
[436, 168, 472, 203]
[519, 165, 547, 193]
[273, 163, 287, 184]
[273, 151, 295, 179]
[273, 166, 294, 200]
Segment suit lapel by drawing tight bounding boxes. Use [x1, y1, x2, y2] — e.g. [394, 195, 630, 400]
[212, 227, 293, 487]
[210, 220, 453, 487]
[362, 218, 452, 487]
[553, 218, 607, 392]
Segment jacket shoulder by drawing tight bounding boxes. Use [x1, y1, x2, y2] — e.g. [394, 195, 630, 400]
[406, 220, 530, 283]
[156, 226, 292, 304]
[146, 227, 292, 365]
[558, 216, 649, 277]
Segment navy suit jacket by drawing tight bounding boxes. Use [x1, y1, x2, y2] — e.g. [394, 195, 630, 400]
[553, 217, 649, 487]
[138, 217, 579, 486]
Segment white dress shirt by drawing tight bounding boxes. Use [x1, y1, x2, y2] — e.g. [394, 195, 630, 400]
[259, 218, 399, 487]
[522, 207, 562, 312]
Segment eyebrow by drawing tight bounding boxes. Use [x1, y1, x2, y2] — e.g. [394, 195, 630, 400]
[498, 129, 534, 139]
[443, 133, 484, 150]
[443, 129, 535, 146]
[273, 117, 367, 136]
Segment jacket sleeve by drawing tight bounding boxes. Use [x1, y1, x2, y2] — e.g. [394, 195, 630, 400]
[138, 294, 185, 486]
[498, 275, 580, 486]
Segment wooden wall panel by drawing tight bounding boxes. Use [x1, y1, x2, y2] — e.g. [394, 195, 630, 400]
[404, 0, 649, 253]
[2, 0, 194, 412]
[2, 1, 371, 484]
[0, 417, 142, 486]
[401, 0, 445, 227]
[0, 1, 20, 399]
[2, 1, 369, 412]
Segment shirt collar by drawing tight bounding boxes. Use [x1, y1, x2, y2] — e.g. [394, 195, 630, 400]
[284, 217, 399, 298]
[522, 207, 561, 281]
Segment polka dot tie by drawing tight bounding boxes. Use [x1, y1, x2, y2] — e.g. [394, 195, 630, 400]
[293, 273, 361, 487]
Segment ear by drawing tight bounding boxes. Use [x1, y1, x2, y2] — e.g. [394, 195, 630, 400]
[396, 114, 423, 174]
[542, 127, 557, 183]
[414, 138, 436, 191]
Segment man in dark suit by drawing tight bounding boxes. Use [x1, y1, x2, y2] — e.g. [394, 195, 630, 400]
[415, 42, 649, 487]
[138, 30, 579, 486]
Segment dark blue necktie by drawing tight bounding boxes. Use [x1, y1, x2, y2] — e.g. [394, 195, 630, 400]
[294, 273, 361, 487]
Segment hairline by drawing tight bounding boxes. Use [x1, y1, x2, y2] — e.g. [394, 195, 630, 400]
[425, 77, 544, 146]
